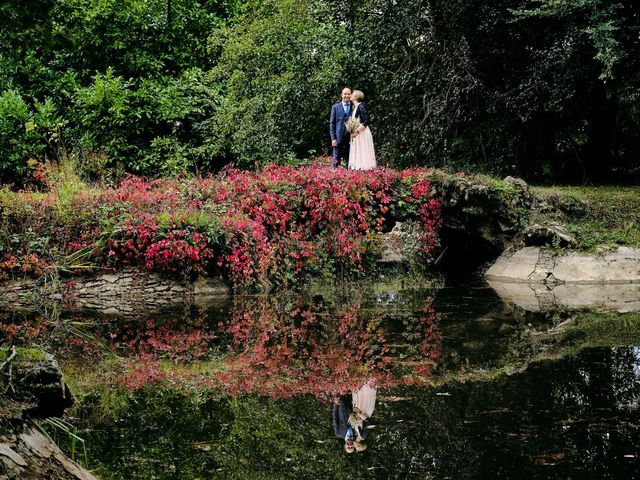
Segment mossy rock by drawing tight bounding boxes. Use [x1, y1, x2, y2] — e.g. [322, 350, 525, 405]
[0, 348, 73, 418]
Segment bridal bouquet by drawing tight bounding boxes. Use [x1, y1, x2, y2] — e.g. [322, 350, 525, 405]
[345, 116, 362, 135]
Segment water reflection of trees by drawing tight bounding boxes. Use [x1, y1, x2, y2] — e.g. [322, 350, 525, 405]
[75, 386, 475, 480]
[6, 301, 640, 478]
[458, 347, 640, 479]
[69, 346, 640, 480]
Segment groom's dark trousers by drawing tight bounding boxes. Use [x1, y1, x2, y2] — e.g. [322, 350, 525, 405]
[330, 102, 352, 168]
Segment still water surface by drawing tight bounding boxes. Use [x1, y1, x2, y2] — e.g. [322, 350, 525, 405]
[3, 278, 639, 478]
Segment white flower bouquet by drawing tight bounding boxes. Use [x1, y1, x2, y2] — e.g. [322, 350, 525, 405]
[345, 116, 362, 135]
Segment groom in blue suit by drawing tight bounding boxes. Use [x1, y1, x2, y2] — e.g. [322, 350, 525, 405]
[329, 87, 353, 168]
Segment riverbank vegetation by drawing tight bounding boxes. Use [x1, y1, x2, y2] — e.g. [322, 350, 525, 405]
[532, 186, 640, 250]
[2, 0, 639, 186]
[0, 163, 441, 288]
[2, 161, 638, 287]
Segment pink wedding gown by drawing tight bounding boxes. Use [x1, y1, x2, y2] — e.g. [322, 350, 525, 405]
[348, 113, 377, 171]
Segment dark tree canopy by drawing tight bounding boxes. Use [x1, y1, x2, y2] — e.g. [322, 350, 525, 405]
[1, 0, 638, 184]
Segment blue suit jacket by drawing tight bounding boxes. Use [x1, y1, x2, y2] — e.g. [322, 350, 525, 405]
[330, 102, 353, 144]
[333, 398, 351, 438]
[332, 397, 370, 440]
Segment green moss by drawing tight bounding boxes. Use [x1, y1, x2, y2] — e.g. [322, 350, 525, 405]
[547, 310, 640, 348]
[532, 186, 640, 250]
[0, 346, 48, 364]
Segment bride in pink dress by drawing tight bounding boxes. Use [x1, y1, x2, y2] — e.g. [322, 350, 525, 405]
[348, 90, 377, 170]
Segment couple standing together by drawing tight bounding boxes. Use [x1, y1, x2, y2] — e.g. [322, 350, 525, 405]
[329, 87, 377, 170]
[332, 381, 377, 454]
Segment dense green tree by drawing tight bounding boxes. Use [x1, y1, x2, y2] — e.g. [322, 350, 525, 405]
[48, 0, 230, 80]
[0, 90, 62, 181]
[0, 0, 58, 94]
[0, 0, 232, 181]
[323, 0, 640, 180]
[71, 67, 221, 175]
[190, 0, 640, 180]
[205, 0, 350, 168]
[508, 0, 640, 180]
[1, 0, 639, 183]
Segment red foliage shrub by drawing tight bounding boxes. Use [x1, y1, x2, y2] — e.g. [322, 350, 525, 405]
[1, 165, 442, 288]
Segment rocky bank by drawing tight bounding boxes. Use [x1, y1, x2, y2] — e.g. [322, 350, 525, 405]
[0, 348, 97, 479]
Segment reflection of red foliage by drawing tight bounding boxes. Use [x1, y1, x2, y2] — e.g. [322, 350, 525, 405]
[123, 360, 170, 390]
[205, 296, 441, 398]
[3, 293, 441, 398]
[402, 309, 442, 383]
[109, 316, 217, 363]
[109, 295, 441, 395]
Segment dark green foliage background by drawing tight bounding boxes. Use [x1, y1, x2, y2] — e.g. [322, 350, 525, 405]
[1, 0, 639, 183]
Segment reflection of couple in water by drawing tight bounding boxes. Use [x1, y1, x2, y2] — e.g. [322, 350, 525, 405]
[332, 381, 377, 453]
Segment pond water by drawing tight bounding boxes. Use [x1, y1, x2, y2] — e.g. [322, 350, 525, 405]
[2, 276, 640, 479]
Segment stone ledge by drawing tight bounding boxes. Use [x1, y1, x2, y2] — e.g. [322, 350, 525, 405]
[485, 246, 640, 284]
[0, 268, 231, 316]
[487, 280, 640, 312]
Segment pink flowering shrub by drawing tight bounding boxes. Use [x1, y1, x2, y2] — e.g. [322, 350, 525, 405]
[106, 215, 217, 276]
[0, 165, 442, 287]
[0, 253, 49, 279]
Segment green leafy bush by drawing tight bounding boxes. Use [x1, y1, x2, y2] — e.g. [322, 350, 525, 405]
[0, 90, 63, 182]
